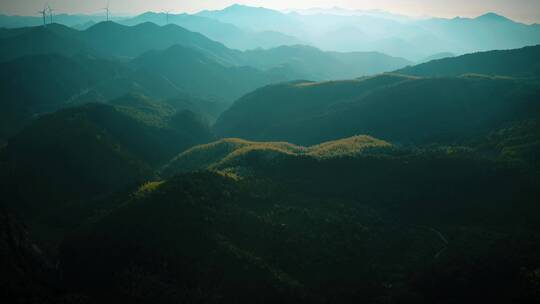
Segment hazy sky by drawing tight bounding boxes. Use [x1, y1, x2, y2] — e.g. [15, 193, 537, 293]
[1, 0, 540, 23]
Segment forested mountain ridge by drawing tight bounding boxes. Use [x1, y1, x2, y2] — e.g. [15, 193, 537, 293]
[397, 44, 540, 77]
[161, 135, 391, 177]
[214, 73, 540, 145]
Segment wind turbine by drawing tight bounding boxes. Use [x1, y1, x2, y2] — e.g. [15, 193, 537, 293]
[47, 4, 54, 24]
[163, 10, 171, 25]
[103, 1, 110, 22]
[37, 5, 48, 26]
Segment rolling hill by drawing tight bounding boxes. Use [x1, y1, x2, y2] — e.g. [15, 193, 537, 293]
[57, 138, 540, 303]
[214, 73, 540, 145]
[162, 135, 390, 177]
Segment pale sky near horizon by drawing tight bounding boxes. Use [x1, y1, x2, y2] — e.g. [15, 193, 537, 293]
[1, 0, 539, 23]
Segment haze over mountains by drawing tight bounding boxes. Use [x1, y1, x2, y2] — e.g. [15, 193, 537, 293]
[0, 19, 412, 139]
[1, 2, 540, 303]
[2, 4, 540, 60]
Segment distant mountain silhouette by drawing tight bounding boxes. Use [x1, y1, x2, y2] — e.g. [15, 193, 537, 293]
[123, 12, 303, 50]
[0, 22, 243, 63]
[131, 44, 296, 101]
[0, 24, 96, 62]
[197, 5, 540, 61]
[419, 52, 455, 63]
[243, 45, 411, 80]
[2, 8, 540, 61]
[475, 12, 513, 23]
[197, 4, 300, 35]
[418, 14, 540, 56]
[81, 21, 244, 63]
[0, 13, 108, 28]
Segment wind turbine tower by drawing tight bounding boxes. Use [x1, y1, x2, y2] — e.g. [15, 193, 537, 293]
[103, 1, 110, 22]
[164, 10, 171, 25]
[38, 6, 47, 26]
[47, 5, 54, 24]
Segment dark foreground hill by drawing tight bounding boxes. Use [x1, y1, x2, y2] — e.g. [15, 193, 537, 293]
[57, 137, 540, 303]
[2, 119, 539, 303]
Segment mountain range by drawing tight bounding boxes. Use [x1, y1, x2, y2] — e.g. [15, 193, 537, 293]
[2, 5, 540, 61]
[0, 21, 413, 140]
[196, 5, 540, 60]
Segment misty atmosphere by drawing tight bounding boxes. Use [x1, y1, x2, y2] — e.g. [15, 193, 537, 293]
[1, 1, 540, 303]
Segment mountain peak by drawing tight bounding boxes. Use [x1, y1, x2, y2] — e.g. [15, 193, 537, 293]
[85, 20, 124, 32]
[219, 4, 279, 14]
[226, 4, 259, 10]
[476, 12, 511, 22]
